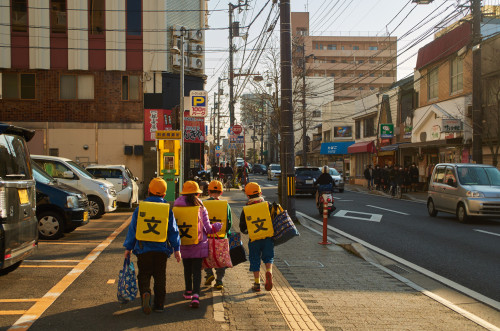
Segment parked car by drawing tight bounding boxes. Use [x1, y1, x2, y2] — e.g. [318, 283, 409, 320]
[329, 167, 345, 193]
[32, 162, 90, 239]
[252, 164, 267, 175]
[295, 167, 322, 196]
[427, 163, 500, 223]
[31, 155, 117, 219]
[0, 123, 38, 275]
[268, 164, 281, 181]
[86, 165, 139, 207]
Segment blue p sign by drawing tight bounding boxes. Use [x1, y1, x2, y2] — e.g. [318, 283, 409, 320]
[192, 96, 206, 107]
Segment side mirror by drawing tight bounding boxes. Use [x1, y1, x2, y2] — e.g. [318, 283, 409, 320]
[63, 171, 75, 179]
[134, 177, 139, 181]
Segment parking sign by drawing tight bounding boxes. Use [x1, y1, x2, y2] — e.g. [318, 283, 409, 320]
[190, 90, 208, 117]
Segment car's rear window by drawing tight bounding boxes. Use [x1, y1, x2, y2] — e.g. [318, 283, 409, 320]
[88, 168, 123, 179]
[296, 168, 321, 177]
[270, 165, 280, 170]
[0, 134, 32, 180]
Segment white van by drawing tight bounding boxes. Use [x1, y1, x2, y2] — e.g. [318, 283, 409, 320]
[31, 155, 117, 219]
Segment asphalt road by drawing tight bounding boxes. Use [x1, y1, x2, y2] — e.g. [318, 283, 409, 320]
[253, 173, 500, 306]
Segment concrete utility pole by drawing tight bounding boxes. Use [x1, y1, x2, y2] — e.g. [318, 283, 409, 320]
[179, 34, 185, 188]
[471, 0, 482, 164]
[302, 43, 307, 166]
[229, 3, 235, 127]
[280, 0, 296, 220]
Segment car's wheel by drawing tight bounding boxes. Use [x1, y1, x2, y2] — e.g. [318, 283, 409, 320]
[427, 199, 438, 217]
[456, 203, 468, 223]
[0, 261, 22, 276]
[38, 210, 65, 240]
[88, 196, 104, 219]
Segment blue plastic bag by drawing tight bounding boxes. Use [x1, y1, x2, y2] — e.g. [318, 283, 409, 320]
[117, 257, 138, 303]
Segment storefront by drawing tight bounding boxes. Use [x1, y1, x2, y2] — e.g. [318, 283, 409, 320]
[347, 140, 376, 184]
[320, 141, 355, 178]
[377, 142, 410, 167]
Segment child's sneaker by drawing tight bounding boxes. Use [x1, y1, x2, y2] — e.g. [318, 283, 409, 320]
[214, 280, 224, 290]
[251, 283, 261, 292]
[190, 294, 200, 308]
[265, 271, 273, 291]
[183, 291, 193, 300]
[204, 274, 215, 286]
[141, 292, 152, 315]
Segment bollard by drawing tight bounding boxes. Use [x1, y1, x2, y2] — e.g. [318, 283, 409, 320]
[318, 195, 332, 245]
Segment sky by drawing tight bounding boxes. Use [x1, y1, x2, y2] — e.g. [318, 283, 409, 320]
[203, 0, 496, 132]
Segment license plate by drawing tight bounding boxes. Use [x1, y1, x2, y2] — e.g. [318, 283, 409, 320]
[18, 189, 29, 204]
[305, 180, 313, 184]
[83, 212, 89, 222]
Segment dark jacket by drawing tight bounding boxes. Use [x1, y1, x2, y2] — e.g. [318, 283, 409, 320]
[364, 167, 373, 180]
[410, 166, 419, 183]
[316, 173, 334, 186]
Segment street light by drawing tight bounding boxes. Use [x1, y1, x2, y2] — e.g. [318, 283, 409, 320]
[171, 35, 185, 189]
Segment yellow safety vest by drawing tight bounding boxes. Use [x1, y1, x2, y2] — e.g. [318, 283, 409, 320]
[172, 206, 200, 245]
[242, 202, 274, 241]
[135, 201, 170, 242]
[203, 200, 227, 238]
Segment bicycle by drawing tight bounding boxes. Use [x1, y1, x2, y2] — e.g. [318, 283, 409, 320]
[391, 184, 402, 199]
[223, 175, 233, 192]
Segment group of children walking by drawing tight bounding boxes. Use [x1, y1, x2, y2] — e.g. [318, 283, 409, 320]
[123, 177, 274, 314]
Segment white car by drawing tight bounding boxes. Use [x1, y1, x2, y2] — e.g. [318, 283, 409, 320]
[31, 155, 117, 219]
[267, 163, 281, 181]
[86, 165, 139, 207]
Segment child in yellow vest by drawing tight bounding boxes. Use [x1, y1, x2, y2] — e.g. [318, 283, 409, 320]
[203, 180, 232, 290]
[173, 181, 222, 308]
[239, 182, 274, 292]
[123, 178, 181, 314]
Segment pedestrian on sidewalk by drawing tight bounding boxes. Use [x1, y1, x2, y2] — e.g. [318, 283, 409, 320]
[173, 181, 222, 309]
[203, 180, 232, 290]
[239, 182, 274, 292]
[373, 165, 381, 190]
[410, 162, 419, 192]
[123, 177, 181, 315]
[364, 164, 374, 190]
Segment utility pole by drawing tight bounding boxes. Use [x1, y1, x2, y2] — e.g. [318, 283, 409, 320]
[179, 34, 185, 189]
[471, 0, 482, 163]
[302, 43, 307, 166]
[229, 3, 235, 127]
[280, 0, 296, 220]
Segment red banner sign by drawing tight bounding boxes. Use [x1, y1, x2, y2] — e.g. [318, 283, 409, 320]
[144, 109, 173, 141]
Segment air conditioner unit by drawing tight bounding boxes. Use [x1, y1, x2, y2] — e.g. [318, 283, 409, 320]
[173, 37, 189, 52]
[172, 54, 189, 68]
[189, 29, 204, 41]
[190, 43, 204, 55]
[172, 25, 188, 38]
[190, 57, 204, 70]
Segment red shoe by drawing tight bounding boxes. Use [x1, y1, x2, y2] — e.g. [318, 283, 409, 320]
[265, 271, 273, 291]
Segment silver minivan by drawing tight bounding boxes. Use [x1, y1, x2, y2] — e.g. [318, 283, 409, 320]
[427, 163, 500, 223]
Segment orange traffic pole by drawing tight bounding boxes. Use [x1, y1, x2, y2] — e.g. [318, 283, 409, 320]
[319, 196, 332, 245]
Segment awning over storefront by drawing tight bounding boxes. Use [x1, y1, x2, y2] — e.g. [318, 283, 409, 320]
[320, 141, 355, 155]
[379, 142, 409, 152]
[347, 141, 376, 154]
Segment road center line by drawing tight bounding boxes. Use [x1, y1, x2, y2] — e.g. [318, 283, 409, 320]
[366, 204, 409, 215]
[473, 229, 500, 237]
[8, 216, 131, 331]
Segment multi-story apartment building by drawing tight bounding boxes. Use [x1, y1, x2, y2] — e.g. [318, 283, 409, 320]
[291, 12, 397, 101]
[0, 0, 208, 196]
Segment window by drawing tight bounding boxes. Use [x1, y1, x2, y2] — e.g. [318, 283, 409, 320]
[428, 67, 438, 100]
[355, 120, 360, 139]
[49, 148, 59, 156]
[324, 130, 331, 142]
[2, 73, 35, 99]
[369, 46, 378, 50]
[11, 0, 27, 32]
[341, 46, 344, 50]
[122, 75, 140, 100]
[370, 73, 375, 77]
[369, 60, 375, 64]
[327, 44, 337, 50]
[359, 87, 364, 90]
[297, 28, 308, 36]
[450, 57, 463, 94]
[433, 166, 446, 183]
[89, 0, 105, 35]
[363, 117, 375, 137]
[341, 59, 347, 63]
[127, 0, 141, 36]
[312, 110, 321, 117]
[50, 0, 67, 33]
[444, 167, 457, 186]
[358, 60, 364, 64]
[330, 60, 336, 63]
[60, 75, 94, 100]
[353, 46, 359, 50]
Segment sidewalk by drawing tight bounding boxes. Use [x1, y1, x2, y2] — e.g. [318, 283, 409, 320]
[217, 187, 488, 330]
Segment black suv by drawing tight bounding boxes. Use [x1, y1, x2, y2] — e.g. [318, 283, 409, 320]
[252, 164, 267, 175]
[295, 167, 322, 196]
[0, 123, 38, 275]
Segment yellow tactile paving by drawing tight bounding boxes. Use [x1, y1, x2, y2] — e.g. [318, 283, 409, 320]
[261, 266, 325, 331]
[0, 310, 27, 315]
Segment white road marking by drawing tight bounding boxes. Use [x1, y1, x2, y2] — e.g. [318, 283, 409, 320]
[473, 229, 500, 237]
[297, 211, 500, 315]
[366, 205, 410, 215]
[334, 210, 382, 222]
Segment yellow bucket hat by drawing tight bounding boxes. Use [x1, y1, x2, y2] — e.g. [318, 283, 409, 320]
[181, 181, 203, 194]
[149, 177, 167, 196]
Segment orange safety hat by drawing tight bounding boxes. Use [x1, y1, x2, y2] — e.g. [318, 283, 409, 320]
[208, 180, 223, 192]
[149, 177, 167, 196]
[244, 182, 261, 196]
[181, 180, 203, 195]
